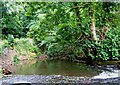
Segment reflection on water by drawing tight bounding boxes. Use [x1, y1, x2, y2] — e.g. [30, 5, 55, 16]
[15, 60, 100, 77]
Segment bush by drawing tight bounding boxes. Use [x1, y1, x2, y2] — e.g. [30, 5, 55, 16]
[83, 29, 120, 61]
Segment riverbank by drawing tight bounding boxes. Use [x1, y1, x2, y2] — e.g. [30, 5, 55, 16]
[0, 75, 119, 85]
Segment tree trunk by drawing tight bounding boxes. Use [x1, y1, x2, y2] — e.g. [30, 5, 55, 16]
[90, 15, 97, 41]
[89, 4, 97, 41]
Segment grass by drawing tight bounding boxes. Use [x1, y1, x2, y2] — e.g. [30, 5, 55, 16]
[0, 38, 38, 62]
[14, 38, 37, 58]
[0, 66, 3, 78]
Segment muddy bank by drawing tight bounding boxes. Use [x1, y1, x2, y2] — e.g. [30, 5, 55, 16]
[0, 75, 119, 85]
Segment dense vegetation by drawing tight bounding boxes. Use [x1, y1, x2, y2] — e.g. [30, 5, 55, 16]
[1, 1, 120, 65]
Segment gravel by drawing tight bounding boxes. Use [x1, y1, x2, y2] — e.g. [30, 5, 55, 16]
[0, 75, 119, 85]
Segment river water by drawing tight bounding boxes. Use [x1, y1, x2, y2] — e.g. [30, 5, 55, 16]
[14, 60, 119, 78]
[0, 60, 119, 84]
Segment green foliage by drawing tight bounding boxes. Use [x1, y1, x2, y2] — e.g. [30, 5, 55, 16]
[14, 38, 39, 55]
[28, 2, 120, 63]
[1, 2, 34, 38]
[7, 34, 15, 49]
[1, 1, 120, 64]
[0, 38, 38, 61]
[97, 29, 120, 60]
[0, 39, 11, 56]
[0, 67, 2, 76]
[0, 35, 15, 50]
[83, 29, 120, 61]
[13, 55, 20, 64]
[0, 45, 3, 56]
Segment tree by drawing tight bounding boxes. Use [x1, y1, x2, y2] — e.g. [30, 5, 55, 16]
[1, 2, 33, 38]
[28, 2, 120, 63]
[1, 1, 119, 64]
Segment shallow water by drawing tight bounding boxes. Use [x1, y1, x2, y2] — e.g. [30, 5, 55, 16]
[14, 60, 100, 77]
[13, 60, 119, 78]
[92, 66, 120, 79]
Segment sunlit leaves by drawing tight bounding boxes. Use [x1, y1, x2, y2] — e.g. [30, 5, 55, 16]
[2, 1, 120, 62]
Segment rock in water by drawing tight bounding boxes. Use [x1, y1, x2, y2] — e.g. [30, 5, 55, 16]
[2, 68, 12, 75]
